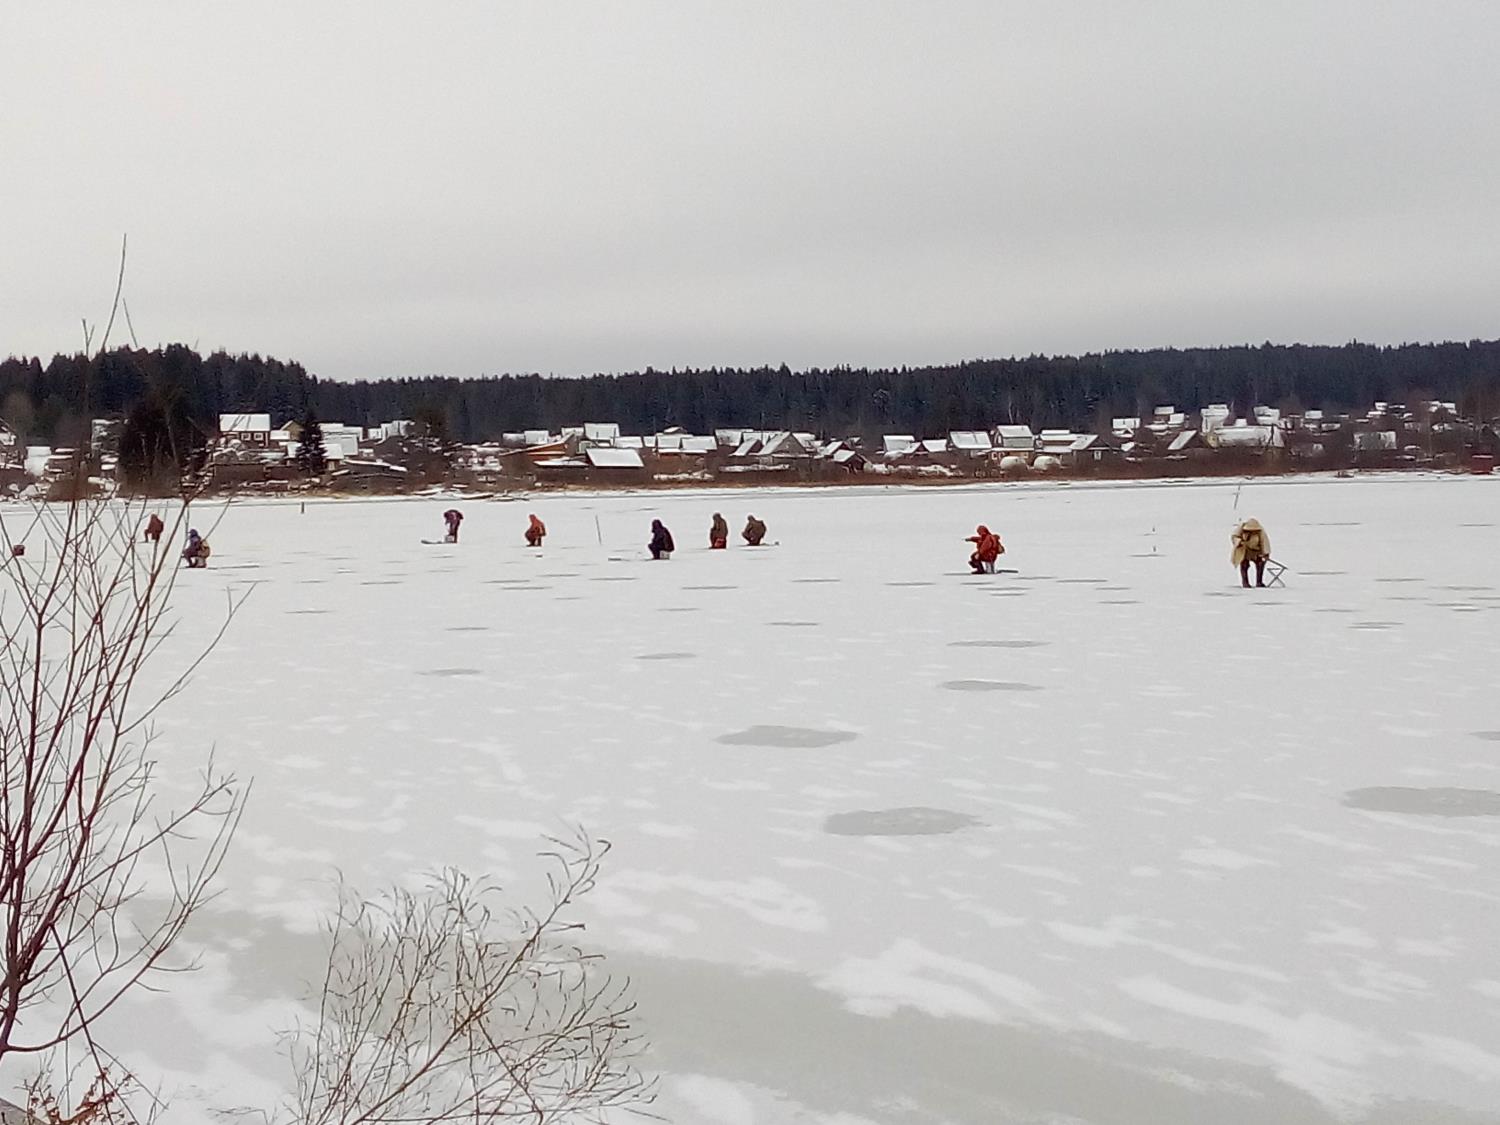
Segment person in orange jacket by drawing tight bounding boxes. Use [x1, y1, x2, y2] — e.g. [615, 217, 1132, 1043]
[966, 525, 1003, 574]
[525, 513, 546, 547]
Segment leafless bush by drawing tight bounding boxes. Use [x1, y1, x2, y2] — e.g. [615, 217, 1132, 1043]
[0, 495, 244, 1078]
[285, 835, 653, 1125]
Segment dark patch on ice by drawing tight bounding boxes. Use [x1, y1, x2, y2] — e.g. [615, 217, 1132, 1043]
[824, 807, 980, 836]
[1099, 599, 1140, 605]
[360, 580, 402, 586]
[1130, 552, 1162, 558]
[1015, 575, 1056, 581]
[1097, 586, 1130, 591]
[501, 585, 552, 591]
[419, 668, 483, 678]
[590, 576, 639, 582]
[1460, 522, 1495, 527]
[1350, 621, 1401, 630]
[1315, 607, 1355, 613]
[445, 625, 488, 632]
[1471, 731, 1500, 742]
[793, 578, 840, 584]
[1383, 595, 1426, 602]
[683, 584, 738, 591]
[987, 589, 1028, 596]
[948, 639, 1048, 649]
[1376, 577, 1422, 584]
[538, 572, 580, 578]
[1441, 585, 1493, 591]
[553, 596, 585, 601]
[287, 609, 329, 615]
[301, 579, 329, 584]
[716, 726, 857, 748]
[1203, 591, 1235, 598]
[659, 606, 701, 613]
[768, 620, 819, 627]
[1058, 578, 1106, 584]
[638, 652, 698, 661]
[941, 680, 1044, 693]
[887, 581, 936, 587]
[1343, 787, 1500, 817]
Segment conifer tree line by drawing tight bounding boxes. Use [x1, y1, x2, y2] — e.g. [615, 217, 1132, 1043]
[3, 339, 1499, 458]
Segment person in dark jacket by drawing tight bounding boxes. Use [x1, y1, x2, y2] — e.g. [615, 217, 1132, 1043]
[742, 515, 767, 546]
[443, 509, 463, 543]
[182, 528, 211, 568]
[709, 513, 728, 549]
[649, 519, 675, 560]
[144, 513, 165, 544]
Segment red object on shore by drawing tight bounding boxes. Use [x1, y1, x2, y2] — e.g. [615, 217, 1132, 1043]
[1470, 455, 1494, 475]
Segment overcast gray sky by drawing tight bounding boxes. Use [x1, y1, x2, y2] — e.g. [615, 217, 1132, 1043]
[2, 2, 1496, 381]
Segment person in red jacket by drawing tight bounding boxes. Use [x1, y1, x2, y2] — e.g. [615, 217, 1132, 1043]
[525, 513, 546, 547]
[966, 525, 1003, 574]
[443, 509, 463, 543]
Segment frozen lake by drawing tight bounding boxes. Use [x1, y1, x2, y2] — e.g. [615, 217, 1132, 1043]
[65, 475, 1500, 1122]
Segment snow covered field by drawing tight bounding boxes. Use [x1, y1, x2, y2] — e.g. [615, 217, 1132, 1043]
[52, 475, 1500, 1122]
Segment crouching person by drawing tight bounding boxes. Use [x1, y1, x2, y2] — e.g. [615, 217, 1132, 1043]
[182, 528, 211, 569]
[649, 519, 675, 560]
[966, 525, 1002, 574]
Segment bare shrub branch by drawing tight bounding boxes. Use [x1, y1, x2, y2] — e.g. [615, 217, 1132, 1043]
[0, 494, 246, 1072]
[286, 834, 654, 1125]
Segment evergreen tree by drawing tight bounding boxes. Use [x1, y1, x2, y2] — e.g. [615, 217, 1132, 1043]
[297, 411, 327, 475]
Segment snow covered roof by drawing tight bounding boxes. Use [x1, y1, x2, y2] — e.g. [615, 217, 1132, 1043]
[918, 438, 949, 454]
[613, 435, 645, 449]
[731, 437, 761, 458]
[682, 436, 716, 454]
[522, 430, 553, 446]
[1167, 430, 1200, 452]
[994, 426, 1036, 449]
[761, 432, 812, 458]
[882, 435, 916, 454]
[831, 448, 863, 464]
[584, 422, 620, 441]
[949, 431, 993, 451]
[219, 413, 271, 434]
[585, 447, 645, 469]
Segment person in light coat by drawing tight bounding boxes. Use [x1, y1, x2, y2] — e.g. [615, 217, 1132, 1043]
[1231, 518, 1271, 588]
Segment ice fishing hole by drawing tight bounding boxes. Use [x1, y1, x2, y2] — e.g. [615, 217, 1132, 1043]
[1343, 787, 1500, 817]
[941, 680, 1045, 693]
[716, 726, 858, 748]
[948, 640, 1048, 649]
[823, 808, 980, 836]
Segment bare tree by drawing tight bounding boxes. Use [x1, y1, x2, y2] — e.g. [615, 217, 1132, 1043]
[286, 835, 653, 1125]
[0, 494, 245, 1083]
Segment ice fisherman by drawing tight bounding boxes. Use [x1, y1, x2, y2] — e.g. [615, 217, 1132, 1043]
[649, 519, 675, 560]
[443, 509, 464, 543]
[742, 515, 767, 546]
[966, 525, 1003, 574]
[1231, 518, 1271, 588]
[709, 513, 728, 549]
[525, 513, 546, 547]
[144, 513, 164, 544]
[182, 528, 210, 568]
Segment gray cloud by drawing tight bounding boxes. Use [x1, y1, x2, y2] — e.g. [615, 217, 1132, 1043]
[3, 1, 1497, 380]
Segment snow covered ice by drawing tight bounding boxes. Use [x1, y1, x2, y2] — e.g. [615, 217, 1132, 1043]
[50, 475, 1500, 1123]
